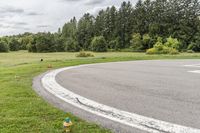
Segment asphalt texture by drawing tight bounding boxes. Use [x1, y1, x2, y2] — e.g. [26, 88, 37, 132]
[56, 60, 200, 129]
[33, 60, 200, 133]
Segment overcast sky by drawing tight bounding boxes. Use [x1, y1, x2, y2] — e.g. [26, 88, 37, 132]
[0, 0, 137, 36]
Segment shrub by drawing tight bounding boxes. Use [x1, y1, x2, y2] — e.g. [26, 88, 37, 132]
[164, 36, 181, 50]
[181, 49, 187, 52]
[146, 47, 179, 55]
[146, 48, 157, 54]
[142, 34, 153, 49]
[54, 37, 65, 52]
[108, 39, 119, 50]
[187, 50, 195, 53]
[18, 35, 33, 50]
[154, 41, 164, 51]
[65, 38, 80, 52]
[91, 36, 107, 52]
[169, 48, 179, 55]
[27, 37, 37, 53]
[9, 38, 20, 51]
[76, 51, 94, 57]
[131, 33, 155, 51]
[161, 46, 171, 54]
[0, 40, 9, 52]
[130, 33, 143, 50]
[187, 42, 200, 52]
[146, 36, 179, 55]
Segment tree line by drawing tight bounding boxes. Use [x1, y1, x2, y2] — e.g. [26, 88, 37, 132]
[0, 0, 200, 53]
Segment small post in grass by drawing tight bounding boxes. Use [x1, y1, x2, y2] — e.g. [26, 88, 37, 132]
[47, 64, 53, 68]
[63, 117, 73, 133]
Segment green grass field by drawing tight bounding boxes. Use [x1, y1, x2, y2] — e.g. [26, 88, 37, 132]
[1, 51, 200, 133]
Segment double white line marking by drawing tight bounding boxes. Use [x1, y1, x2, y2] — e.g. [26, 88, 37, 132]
[42, 64, 200, 133]
[184, 64, 200, 74]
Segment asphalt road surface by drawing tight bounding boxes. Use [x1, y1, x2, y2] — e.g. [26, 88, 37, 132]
[33, 60, 200, 133]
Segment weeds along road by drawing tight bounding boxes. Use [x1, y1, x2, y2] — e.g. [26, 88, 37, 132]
[34, 60, 200, 133]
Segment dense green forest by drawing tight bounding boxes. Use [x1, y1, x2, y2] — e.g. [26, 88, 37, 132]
[0, 0, 200, 53]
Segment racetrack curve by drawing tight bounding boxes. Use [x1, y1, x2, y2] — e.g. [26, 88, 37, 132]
[33, 60, 200, 133]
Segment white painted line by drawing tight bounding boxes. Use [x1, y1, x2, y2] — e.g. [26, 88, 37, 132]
[42, 64, 200, 133]
[188, 70, 200, 74]
[184, 64, 200, 67]
[184, 64, 200, 74]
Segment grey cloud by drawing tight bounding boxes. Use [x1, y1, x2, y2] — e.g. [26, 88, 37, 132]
[0, 24, 4, 28]
[26, 12, 41, 16]
[11, 26, 30, 30]
[37, 25, 51, 28]
[87, 6, 108, 15]
[61, 0, 105, 5]
[85, 0, 105, 5]
[0, 24, 8, 28]
[0, 21, 29, 30]
[0, 0, 131, 36]
[0, 24, 14, 29]
[15, 22, 28, 26]
[21, 27, 30, 31]
[0, 20, 28, 26]
[60, 0, 81, 2]
[0, 6, 24, 14]
[0, 18, 5, 22]
[0, 6, 24, 18]
[0, 6, 40, 17]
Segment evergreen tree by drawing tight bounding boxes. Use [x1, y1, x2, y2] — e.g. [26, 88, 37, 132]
[2, 0, 200, 52]
[94, 10, 105, 36]
[77, 13, 94, 50]
[117, 1, 133, 49]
